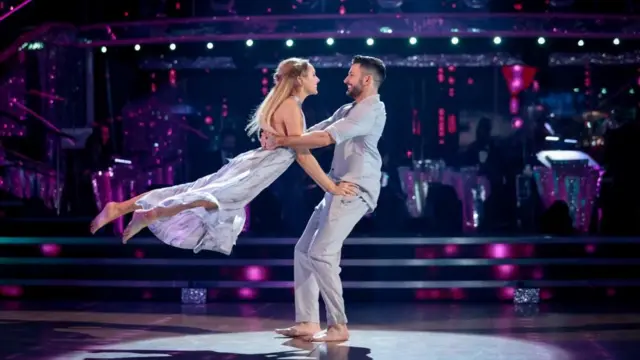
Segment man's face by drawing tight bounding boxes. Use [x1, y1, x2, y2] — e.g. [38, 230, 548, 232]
[344, 64, 366, 98]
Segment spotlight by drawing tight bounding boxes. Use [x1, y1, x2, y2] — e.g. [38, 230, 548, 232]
[285, 39, 294, 47]
[100, 46, 107, 53]
[613, 38, 620, 45]
[493, 36, 501, 44]
[366, 38, 374, 46]
[169, 43, 176, 50]
[326, 37, 334, 46]
[246, 39, 254, 47]
[451, 37, 459, 45]
[409, 37, 417, 45]
[134, 44, 141, 51]
[207, 42, 214, 49]
[578, 39, 584, 46]
[537, 37, 546, 45]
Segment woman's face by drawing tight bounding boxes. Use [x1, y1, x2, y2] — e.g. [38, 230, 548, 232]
[299, 64, 320, 95]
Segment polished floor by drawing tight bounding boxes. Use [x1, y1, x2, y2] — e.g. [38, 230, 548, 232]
[0, 301, 639, 359]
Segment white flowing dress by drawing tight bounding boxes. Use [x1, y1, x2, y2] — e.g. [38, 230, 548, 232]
[136, 111, 305, 255]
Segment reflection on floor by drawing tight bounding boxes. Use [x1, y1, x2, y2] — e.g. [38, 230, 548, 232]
[0, 301, 639, 359]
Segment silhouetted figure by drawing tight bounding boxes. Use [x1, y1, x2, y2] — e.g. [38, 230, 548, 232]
[540, 200, 575, 236]
[85, 124, 116, 171]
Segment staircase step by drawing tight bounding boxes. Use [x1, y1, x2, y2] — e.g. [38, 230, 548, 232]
[1, 236, 639, 302]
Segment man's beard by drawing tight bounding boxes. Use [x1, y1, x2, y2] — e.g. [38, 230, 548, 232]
[346, 82, 363, 98]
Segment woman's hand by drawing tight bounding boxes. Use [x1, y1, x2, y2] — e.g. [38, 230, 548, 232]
[329, 182, 359, 196]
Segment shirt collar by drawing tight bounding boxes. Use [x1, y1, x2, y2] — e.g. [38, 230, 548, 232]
[353, 94, 380, 106]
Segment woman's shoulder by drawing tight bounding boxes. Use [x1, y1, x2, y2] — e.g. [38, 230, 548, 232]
[277, 97, 299, 111]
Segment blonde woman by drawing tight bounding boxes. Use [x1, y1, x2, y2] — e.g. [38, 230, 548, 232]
[89, 58, 357, 252]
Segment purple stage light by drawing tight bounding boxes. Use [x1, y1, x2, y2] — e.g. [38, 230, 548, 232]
[244, 266, 267, 281]
[0, 285, 23, 298]
[498, 287, 515, 300]
[494, 264, 517, 280]
[238, 287, 257, 300]
[487, 244, 511, 259]
[40, 244, 61, 257]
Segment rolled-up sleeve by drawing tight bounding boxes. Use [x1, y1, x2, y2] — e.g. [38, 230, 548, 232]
[306, 118, 334, 132]
[325, 102, 379, 145]
[306, 105, 349, 132]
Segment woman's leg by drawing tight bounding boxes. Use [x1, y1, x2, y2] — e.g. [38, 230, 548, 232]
[90, 180, 200, 234]
[122, 200, 218, 243]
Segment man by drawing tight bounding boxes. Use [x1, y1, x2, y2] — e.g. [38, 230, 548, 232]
[262, 55, 387, 342]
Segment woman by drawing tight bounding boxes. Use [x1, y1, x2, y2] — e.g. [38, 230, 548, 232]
[89, 58, 357, 254]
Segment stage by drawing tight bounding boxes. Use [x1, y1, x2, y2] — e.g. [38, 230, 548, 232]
[0, 301, 638, 359]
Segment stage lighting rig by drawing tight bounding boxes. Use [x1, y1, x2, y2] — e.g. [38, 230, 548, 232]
[377, 0, 404, 10]
[463, 0, 490, 9]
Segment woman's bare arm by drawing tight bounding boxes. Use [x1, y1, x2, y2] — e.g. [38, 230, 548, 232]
[274, 99, 354, 195]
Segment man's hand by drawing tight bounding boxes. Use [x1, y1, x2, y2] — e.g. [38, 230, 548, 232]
[260, 131, 280, 150]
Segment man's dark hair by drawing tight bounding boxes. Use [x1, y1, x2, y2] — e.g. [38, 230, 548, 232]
[352, 55, 386, 87]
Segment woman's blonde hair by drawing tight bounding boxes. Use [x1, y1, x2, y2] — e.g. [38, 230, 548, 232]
[246, 57, 310, 136]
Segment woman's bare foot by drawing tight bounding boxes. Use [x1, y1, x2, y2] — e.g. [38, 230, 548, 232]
[90, 202, 123, 234]
[122, 209, 158, 243]
[275, 322, 322, 338]
[304, 324, 349, 342]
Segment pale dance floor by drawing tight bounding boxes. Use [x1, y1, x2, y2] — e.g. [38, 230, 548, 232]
[0, 302, 638, 359]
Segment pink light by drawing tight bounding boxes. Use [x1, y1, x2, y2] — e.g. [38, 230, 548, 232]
[494, 264, 516, 279]
[415, 289, 429, 300]
[498, 287, 514, 300]
[134, 249, 145, 258]
[512, 117, 523, 129]
[204, 116, 213, 125]
[450, 288, 465, 300]
[244, 266, 267, 281]
[541, 289, 553, 300]
[606, 288, 616, 297]
[443, 244, 458, 256]
[142, 290, 153, 299]
[447, 114, 457, 133]
[238, 287, 257, 300]
[521, 244, 535, 257]
[585, 244, 596, 253]
[0, 285, 23, 297]
[467, 77, 474, 85]
[40, 244, 61, 257]
[487, 244, 510, 258]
